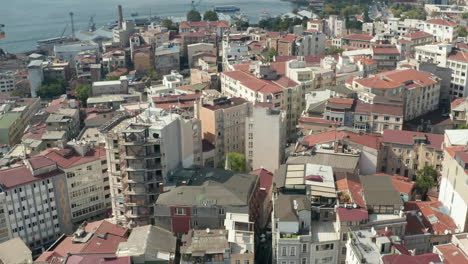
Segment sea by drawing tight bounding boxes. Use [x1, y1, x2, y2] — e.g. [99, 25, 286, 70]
[0, 0, 295, 53]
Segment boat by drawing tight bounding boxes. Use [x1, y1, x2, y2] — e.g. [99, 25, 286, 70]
[0, 24, 5, 39]
[214, 6, 240, 13]
[131, 12, 138, 17]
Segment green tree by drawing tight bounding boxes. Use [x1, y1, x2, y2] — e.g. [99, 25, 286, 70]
[10, 89, 26, 97]
[226, 152, 246, 172]
[463, 12, 468, 19]
[106, 75, 120, 81]
[363, 8, 371, 22]
[75, 84, 92, 105]
[161, 19, 178, 31]
[203, 10, 218, 21]
[325, 46, 344, 55]
[458, 26, 468, 38]
[36, 78, 66, 99]
[187, 10, 202, 22]
[264, 48, 277, 62]
[415, 166, 437, 199]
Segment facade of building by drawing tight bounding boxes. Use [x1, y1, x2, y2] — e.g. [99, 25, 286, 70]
[447, 51, 468, 98]
[198, 97, 251, 167]
[0, 156, 73, 255]
[379, 129, 444, 179]
[422, 19, 458, 43]
[41, 143, 110, 227]
[245, 104, 286, 172]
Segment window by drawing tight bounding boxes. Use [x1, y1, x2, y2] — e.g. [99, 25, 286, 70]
[301, 258, 307, 264]
[282, 247, 287, 256]
[236, 261, 240, 264]
[290, 246, 296, 256]
[175, 208, 186, 215]
[87, 166, 92, 171]
[244, 261, 249, 264]
[219, 208, 225, 215]
[302, 243, 307, 252]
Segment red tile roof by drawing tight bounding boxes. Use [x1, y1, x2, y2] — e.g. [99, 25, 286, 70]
[342, 34, 373, 42]
[41, 147, 106, 169]
[328, 98, 354, 105]
[337, 207, 368, 221]
[448, 51, 468, 63]
[222, 71, 284, 94]
[0, 163, 61, 189]
[250, 168, 273, 191]
[356, 69, 438, 90]
[434, 244, 468, 264]
[451, 97, 466, 109]
[390, 176, 415, 195]
[279, 34, 299, 43]
[302, 130, 381, 150]
[401, 31, 433, 40]
[64, 254, 131, 264]
[404, 201, 458, 235]
[37, 221, 129, 263]
[425, 19, 457, 27]
[382, 253, 441, 264]
[354, 101, 403, 116]
[382, 129, 443, 151]
[28, 156, 56, 170]
[372, 45, 400, 55]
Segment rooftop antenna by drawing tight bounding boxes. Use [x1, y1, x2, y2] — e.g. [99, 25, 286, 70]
[69, 12, 75, 38]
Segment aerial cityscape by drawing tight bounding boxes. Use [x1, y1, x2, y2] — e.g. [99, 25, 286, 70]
[0, 0, 467, 263]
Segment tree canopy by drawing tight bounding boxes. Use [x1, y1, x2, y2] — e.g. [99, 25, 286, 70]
[161, 19, 178, 31]
[415, 166, 437, 199]
[258, 16, 305, 32]
[203, 10, 219, 21]
[264, 48, 277, 62]
[36, 78, 66, 99]
[226, 152, 246, 172]
[75, 84, 92, 105]
[187, 10, 202, 22]
[459, 26, 467, 38]
[325, 46, 344, 55]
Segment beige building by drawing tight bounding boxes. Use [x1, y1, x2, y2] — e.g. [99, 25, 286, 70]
[353, 69, 440, 121]
[197, 97, 251, 167]
[222, 60, 333, 139]
[42, 142, 110, 227]
[353, 101, 404, 133]
[379, 129, 444, 179]
[245, 104, 286, 172]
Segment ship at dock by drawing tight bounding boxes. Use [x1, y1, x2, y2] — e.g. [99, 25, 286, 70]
[214, 6, 241, 13]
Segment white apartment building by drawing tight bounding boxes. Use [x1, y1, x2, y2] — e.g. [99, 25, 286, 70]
[162, 71, 189, 89]
[447, 51, 468, 98]
[245, 104, 286, 172]
[102, 108, 202, 226]
[224, 213, 255, 264]
[27, 60, 44, 98]
[296, 32, 327, 56]
[0, 72, 15, 94]
[42, 142, 111, 227]
[326, 15, 345, 38]
[438, 130, 468, 233]
[353, 69, 440, 120]
[92, 76, 129, 96]
[0, 156, 73, 255]
[387, 18, 424, 36]
[422, 19, 458, 43]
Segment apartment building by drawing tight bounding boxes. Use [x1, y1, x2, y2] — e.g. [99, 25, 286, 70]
[353, 69, 440, 121]
[439, 138, 468, 232]
[197, 97, 250, 167]
[102, 108, 202, 227]
[422, 19, 458, 43]
[323, 98, 354, 126]
[415, 42, 453, 66]
[387, 18, 424, 36]
[451, 98, 468, 126]
[371, 44, 401, 70]
[336, 34, 373, 50]
[154, 167, 261, 234]
[296, 31, 327, 56]
[0, 72, 15, 94]
[245, 104, 286, 172]
[447, 50, 468, 98]
[41, 142, 110, 227]
[353, 100, 403, 133]
[222, 61, 314, 139]
[399, 31, 434, 55]
[92, 76, 129, 96]
[379, 129, 444, 179]
[0, 156, 73, 255]
[45, 108, 80, 140]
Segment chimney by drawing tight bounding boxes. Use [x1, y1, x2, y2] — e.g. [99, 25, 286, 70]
[118, 5, 123, 29]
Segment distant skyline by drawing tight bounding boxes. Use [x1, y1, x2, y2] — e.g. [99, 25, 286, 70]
[0, 0, 294, 53]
